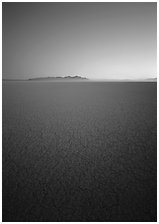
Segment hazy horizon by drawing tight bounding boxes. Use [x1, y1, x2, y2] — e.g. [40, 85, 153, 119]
[3, 2, 157, 80]
[2, 75, 157, 81]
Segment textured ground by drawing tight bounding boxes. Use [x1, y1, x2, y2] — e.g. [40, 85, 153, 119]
[3, 82, 157, 221]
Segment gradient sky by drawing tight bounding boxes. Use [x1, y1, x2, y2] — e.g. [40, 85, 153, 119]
[3, 2, 157, 80]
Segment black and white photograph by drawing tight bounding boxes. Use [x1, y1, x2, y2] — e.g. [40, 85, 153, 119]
[2, 1, 157, 222]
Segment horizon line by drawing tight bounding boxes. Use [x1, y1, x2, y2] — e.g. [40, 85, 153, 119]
[2, 77, 157, 82]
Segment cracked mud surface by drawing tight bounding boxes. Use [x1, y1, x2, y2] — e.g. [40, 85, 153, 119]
[3, 82, 157, 221]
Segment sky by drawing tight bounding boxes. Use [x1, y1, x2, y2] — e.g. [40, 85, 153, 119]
[2, 2, 157, 80]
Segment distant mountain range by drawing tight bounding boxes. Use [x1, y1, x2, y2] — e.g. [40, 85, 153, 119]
[91, 78, 157, 82]
[144, 77, 157, 82]
[2, 76, 157, 82]
[28, 76, 88, 81]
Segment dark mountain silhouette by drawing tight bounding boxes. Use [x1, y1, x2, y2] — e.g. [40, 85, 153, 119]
[28, 76, 88, 81]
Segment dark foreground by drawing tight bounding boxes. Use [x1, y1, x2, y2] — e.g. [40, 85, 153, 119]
[3, 82, 157, 221]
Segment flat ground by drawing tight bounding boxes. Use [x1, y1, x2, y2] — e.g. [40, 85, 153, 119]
[3, 82, 157, 221]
